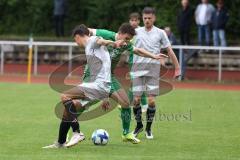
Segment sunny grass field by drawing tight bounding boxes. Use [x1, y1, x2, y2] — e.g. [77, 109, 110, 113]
[0, 82, 240, 160]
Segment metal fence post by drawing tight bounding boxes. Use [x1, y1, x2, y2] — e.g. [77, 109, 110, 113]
[178, 48, 183, 81]
[218, 49, 222, 82]
[68, 46, 73, 76]
[34, 45, 38, 75]
[0, 44, 4, 75]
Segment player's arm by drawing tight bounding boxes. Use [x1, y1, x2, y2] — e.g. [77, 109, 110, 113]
[133, 47, 168, 60]
[88, 28, 116, 41]
[88, 28, 95, 36]
[96, 38, 125, 48]
[96, 38, 115, 46]
[160, 30, 181, 78]
[166, 46, 181, 78]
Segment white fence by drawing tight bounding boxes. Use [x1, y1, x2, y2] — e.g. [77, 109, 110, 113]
[0, 40, 240, 82]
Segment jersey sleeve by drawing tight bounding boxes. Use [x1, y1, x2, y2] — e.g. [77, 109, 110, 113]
[96, 29, 116, 41]
[160, 30, 171, 48]
[126, 43, 134, 56]
[89, 36, 101, 49]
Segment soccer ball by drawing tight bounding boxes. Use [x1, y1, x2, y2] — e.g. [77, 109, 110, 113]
[91, 129, 109, 145]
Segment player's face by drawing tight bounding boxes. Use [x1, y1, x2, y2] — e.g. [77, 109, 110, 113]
[143, 13, 155, 29]
[117, 33, 133, 43]
[74, 35, 83, 47]
[129, 18, 140, 29]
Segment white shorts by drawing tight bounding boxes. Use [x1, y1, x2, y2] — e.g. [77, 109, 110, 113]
[77, 81, 110, 106]
[132, 76, 159, 96]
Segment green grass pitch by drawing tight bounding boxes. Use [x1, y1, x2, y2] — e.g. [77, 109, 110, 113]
[0, 82, 239, 160]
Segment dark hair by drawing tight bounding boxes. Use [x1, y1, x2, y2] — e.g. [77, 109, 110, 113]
[129, 12, 140, 20]
[118, 23, 136, 36]
[72, 24, 89, 37]
[142, 7, 156, 15]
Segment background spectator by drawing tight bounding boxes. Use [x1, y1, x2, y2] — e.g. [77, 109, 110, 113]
[212, 0, 229, 47]
[53, 0, 66, 37]
[164, 27, 178, 45]
[195, 0, 215, 46]
[177, 0, 193, 45]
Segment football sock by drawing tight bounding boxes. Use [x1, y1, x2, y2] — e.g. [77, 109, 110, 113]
[146, 106, 156, 131]
[71, 121, 80, 133]
[133, 105, 143, 127]
[58, 120, 71, 144]
[121, 107, 131, 135]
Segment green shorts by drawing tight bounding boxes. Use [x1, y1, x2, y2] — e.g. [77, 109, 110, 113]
[83, 74, 121, 95]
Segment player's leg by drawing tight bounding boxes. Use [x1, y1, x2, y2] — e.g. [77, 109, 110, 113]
[43, 107, 81, 148]
[110, 76, 140, 144]
[110, 89, 140, 144]
[65, 100, 86, 148]
[132, 77, 145, 136]
[59, 86, 87, 147]
[66, 71, 90, 143]
[140, 92, 148, 112]
[110, 89, 130, 134]
[144, 76, 159, 139]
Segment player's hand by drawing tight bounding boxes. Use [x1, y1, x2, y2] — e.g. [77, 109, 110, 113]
[154, 53, 168, 60]
[114, 40, 127, 48]
[174, 67, 181, 79]
[101, 100, 110, 111]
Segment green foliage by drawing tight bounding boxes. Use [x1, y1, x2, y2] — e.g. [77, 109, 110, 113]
[0, 0, 239, 40]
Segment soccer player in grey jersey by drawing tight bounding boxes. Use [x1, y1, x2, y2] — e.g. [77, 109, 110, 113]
[132, 7, 181, 139]
[43, 24, 125, 148]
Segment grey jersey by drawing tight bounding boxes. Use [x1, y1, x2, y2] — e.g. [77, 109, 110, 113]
[133, 26, 171, 64]
[131, 26, 171, 77]
[85, 36, 111, 83]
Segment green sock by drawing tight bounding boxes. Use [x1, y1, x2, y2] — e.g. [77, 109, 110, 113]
[121, 107, 131, 135]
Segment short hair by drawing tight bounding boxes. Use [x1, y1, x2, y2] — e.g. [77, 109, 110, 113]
[72, 24, 89, 37]
[118, 23, 136, 36]
[129, 12, 140, 20]
[142, 7, 156, 15]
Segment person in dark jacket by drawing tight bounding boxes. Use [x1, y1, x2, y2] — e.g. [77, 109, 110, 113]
[212, 0, 229, 47]
[54, 0, 66, 37]
[177, 0, 193, 45]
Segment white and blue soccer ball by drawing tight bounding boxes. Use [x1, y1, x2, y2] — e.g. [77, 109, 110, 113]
[91, 129, 109, 145]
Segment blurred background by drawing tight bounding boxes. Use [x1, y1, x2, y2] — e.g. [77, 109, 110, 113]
[0, 0, 240, 83]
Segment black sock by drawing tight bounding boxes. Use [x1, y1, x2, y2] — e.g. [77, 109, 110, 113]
[146, 106, 156, 131]
[133, 105, 143, 127]
[71, 121, 80, 133]
[58, 120, 71, 144]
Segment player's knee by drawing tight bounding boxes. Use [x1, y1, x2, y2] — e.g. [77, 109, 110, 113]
[133, 96, 141, 106]
[121, 100, 130, 108]
[72, 100, 83, 109]
[148, 97, 156, 107]
[60, 94, 70, 102]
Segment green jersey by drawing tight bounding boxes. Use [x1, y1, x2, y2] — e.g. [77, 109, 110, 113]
[95, 29, 134, 72]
